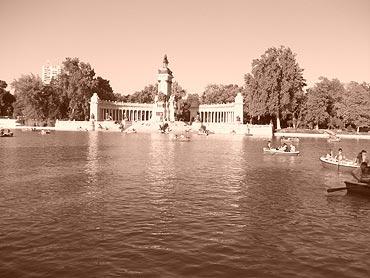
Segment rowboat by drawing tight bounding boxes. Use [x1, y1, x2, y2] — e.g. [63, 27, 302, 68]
[344, 181, 370, 196]
[327, 137, 341, 143]
[0, 132, 13, 137]
[281, 137, 300, 143]
[263, 148, 300, 156]
[172, 136, 191, 142]
[319, 156, 359, 172]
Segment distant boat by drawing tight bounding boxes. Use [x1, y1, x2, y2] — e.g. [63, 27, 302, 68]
[172, 135, 191, 142]
[281, 137, 299, 143]
[319, 156, 359, 172]
[327, 137, 341, 143]
[263, 148, 300, 156]
[0, 132, 13, 137]
[41, 129, 51, 135]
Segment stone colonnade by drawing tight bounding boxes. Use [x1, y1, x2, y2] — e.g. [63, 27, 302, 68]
[90, 92, 243, 124]
[90, 93, 155, 122]
[198, 93, 244, 124]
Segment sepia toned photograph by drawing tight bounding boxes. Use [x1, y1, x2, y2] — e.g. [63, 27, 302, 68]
[0, 0, 370, 277]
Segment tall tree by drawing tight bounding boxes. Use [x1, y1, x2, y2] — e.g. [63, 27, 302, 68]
[304, 77, 345, 129]
[12, 74, 59, 121]
[0, 80, 16, 116]
[336, 82, 370, 132]
[244, 46, 306, 129]
[57, 58, 98, 120]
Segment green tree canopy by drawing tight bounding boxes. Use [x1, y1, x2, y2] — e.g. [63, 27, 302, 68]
[244, 46, 306, 128]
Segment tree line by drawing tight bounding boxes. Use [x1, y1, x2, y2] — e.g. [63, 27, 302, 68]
[1, 47, 369, 130]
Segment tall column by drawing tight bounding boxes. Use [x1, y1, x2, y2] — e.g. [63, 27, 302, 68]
[234, 92, 243, 124]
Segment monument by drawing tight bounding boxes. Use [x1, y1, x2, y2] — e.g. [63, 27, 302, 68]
[154, 55, 175, 122]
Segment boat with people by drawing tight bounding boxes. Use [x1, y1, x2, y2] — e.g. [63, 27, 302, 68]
[0, 129, 13, 137]
[41, 129, 51, 135]
[263, 148, 300, 156]
[0, 132, 13, 137]
[319, 156, 359, 172]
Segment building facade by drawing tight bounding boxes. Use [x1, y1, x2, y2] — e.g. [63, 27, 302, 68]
[41, 64, 61, 84]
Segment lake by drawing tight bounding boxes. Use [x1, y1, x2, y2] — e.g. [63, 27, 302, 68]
[1, 130, 370, 278]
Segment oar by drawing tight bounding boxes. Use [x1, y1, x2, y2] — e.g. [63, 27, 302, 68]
[327, 187, 347, 193]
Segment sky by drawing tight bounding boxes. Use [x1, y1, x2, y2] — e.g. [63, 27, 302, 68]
[0, 0, 369, 95]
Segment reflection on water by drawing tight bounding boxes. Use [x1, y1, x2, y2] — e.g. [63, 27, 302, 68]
[86, 131, 99, 184]
[1, 131, 370, 278]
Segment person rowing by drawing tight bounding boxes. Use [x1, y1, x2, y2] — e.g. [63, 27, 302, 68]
[351, 162, 370, 184]
[355, 150, 369, 165]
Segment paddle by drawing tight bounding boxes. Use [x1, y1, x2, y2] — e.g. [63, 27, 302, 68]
[327, 187, 347, 193]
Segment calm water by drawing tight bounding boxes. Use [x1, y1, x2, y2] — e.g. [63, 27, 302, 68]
[1, 130, 370, 278]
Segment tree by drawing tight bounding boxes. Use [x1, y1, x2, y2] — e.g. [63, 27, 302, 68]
[128, 84, 158, 103]
[94, 76, 116, 101]
[177, 93, 199, 121]
[114, 93, 129, 102]
[303, 77, 345, 129]
[200, 84, 240, 104]
[244, 46, 306, 129]
[171, 81, 186, 102]
[0, 80, 16, 116]
[57, 58, 98, 120]
[336, 82, 370, 132]
[12, 74, 59, 122]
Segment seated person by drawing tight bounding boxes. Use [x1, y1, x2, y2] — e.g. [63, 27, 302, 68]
[290, 144, 296, 152]
[352, 162, 370, 184]
[267, 141, 272, 149]
[279, 143, 288, 152]
[326, 149, 334, 159]
[355, 150, 369, 164]
[335, 148, 345, 161]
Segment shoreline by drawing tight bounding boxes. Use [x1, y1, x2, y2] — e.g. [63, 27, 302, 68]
[275, 131, 370, 140]
[2, 122, 370, 140]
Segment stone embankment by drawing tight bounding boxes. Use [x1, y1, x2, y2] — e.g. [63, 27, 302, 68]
[275, 130, 370, 140]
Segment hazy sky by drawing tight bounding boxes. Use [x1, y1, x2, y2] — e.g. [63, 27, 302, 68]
[0, 0, 369, 95]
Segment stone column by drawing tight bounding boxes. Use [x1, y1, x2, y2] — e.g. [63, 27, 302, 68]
[89, 93, 99, 121]
[234, 92, 243, 124]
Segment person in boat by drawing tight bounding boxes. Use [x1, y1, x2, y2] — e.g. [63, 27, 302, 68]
[335, 148, 345, 161]
[351, 162, 370, 184]
[267, 141, 272, 149]
[279, 143, 288, 152]
[326, 149, 334, 159]
[290, 144, 296, 152]
[355, 150, 369, 165]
